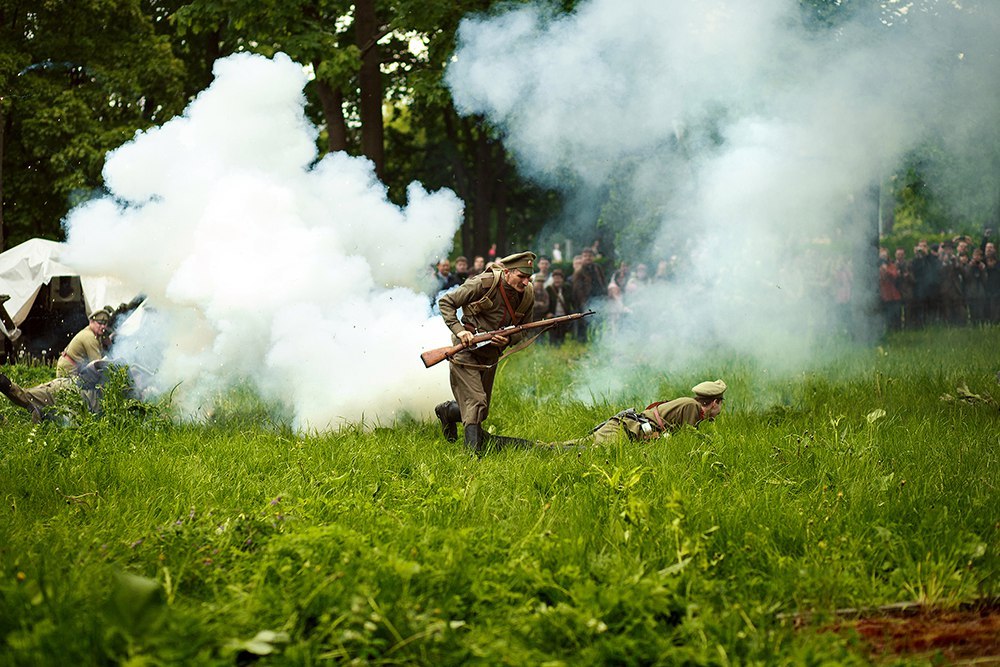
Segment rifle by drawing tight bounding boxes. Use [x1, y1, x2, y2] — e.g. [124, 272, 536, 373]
[420, 310, 595, 368]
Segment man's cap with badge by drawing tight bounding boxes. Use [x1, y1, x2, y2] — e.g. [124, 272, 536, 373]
[692, 379, 727, 399]
[89, 308, 112, 323]
[499, 251, 536, 274]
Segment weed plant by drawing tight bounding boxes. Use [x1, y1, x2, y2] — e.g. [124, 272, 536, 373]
[0, 326, 997, 665]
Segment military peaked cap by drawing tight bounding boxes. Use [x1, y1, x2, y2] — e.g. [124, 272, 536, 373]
[498, 251, 536, 273]
[89, 308, 112, 323]
[692, 379, 727, 399]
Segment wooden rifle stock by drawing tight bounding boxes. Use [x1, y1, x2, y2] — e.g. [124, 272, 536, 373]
[420, 310, 595, 368]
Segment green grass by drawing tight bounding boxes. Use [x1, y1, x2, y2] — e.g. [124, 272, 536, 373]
[1, 326, 998, 665]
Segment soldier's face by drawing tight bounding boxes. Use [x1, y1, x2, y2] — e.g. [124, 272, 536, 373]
[705, 399, 724, 420]
[89, 319, 108, 335]
[505, 269, 531, 292]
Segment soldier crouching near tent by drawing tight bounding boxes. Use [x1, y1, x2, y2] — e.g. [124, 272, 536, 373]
[57, 308, 113, 377]
[0, 362, 107, 422]
[1, 307, 144, 423]
[434, 251, 536, 456]
[1, 358, 151, 424]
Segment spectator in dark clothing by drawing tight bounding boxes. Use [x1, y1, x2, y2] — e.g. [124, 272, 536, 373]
[895, 248, 915, 329]
[545, 269, 578, 345]
[985, 255, 1000, 322]
[454, 256, 470, 282]
[572, 248, 606, 343]
[432, 258, 460, 300]
[532, 275, 551, 324]
[910, 241, 936, 327]
[938, 243, 966, 326]
[964, 248, 987, 324]
[878, 252, 903, 331]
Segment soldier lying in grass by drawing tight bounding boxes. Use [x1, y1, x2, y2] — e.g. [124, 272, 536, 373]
[486, 379, 727, 452]
[0, 359, 143, 423]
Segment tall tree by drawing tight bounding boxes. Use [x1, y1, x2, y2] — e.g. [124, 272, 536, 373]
[172, 0, 383, 161]
[383, 0, 561, 257]
[0, 0, 185, 250]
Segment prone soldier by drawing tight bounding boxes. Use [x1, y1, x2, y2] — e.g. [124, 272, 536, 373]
[484, 380, 728, 452]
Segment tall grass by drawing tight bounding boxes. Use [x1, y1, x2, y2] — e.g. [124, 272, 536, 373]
[1, 326, 997, 665]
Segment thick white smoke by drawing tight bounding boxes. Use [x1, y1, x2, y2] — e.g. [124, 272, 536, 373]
[62, 52, 461, 430]
[446, 0, 1000, 397]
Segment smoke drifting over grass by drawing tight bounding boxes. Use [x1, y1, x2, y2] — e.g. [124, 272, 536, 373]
[62, 53, 461, 430]
[447, 0, 1000, 397]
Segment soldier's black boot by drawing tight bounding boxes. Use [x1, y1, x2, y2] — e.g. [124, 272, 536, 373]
[0, 372, 27, 409]
[435, 401, 461, 442]
[486, 434, 538, 452]
[0, 372, 40, 421]
[464, 423, 484, 457]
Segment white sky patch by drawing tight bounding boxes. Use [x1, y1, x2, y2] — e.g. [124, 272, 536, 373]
[62, 52, 462, 431]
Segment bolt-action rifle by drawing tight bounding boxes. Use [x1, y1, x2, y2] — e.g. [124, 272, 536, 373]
[420, 310, 595, 368]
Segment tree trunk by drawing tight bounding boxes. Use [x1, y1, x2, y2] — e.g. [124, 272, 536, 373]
[443, 107, 473, 255]
[0, 103, 5, 251]
[315, 76, 348, 153]
[471, 123, 494, 258]
[355, 0, 384, 178]
[494, 144, 509, 253]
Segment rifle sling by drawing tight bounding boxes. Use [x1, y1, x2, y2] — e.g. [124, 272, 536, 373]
[498, 280, 522, 326]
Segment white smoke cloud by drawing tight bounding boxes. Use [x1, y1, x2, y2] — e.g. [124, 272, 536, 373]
[446, 0, 1000, 399]
[62, 52, 461, 430]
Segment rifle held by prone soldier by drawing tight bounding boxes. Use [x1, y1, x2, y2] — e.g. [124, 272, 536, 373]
[420, 310, 595, 368]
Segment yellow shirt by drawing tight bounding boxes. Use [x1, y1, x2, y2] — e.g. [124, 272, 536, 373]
[57, 328, 105, 377]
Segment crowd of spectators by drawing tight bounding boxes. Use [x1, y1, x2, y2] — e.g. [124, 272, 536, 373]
[429, 231, 999, 345]
[878, 232, 1000, 331]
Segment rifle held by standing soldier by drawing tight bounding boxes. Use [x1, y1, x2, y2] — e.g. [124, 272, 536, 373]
[420, 310, 594, 368]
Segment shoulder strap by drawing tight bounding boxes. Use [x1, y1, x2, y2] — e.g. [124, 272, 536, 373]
[498, 279, 522, 324]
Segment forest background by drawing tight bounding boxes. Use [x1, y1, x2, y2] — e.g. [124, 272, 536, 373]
[1, 0, 998, 263]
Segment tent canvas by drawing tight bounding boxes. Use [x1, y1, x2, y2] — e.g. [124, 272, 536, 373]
[0, 238, 138, 332]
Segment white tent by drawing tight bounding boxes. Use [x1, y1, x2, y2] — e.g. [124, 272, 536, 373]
[0, 238, 138, 336]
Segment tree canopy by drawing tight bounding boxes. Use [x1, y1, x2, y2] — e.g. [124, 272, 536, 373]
[0, 0, 996, 256]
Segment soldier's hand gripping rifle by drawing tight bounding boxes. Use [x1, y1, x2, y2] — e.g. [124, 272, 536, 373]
[420, 310, 594, 368]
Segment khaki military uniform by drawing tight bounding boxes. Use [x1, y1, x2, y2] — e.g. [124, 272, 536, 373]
[1, 376, 100, 417]
[557, 397, 706, 448]
[57, 328, 106, 377]
[438, 269, 534, 425]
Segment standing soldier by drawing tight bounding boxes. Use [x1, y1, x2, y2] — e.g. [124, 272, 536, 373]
[434, 251, 536, 455]
[57, 308, 112, 377]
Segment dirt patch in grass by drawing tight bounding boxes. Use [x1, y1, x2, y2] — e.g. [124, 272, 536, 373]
[830, 602, 1000, 664]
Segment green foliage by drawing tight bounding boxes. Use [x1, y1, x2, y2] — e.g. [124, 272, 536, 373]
[1, 326, 998, 663]
[0, 0, 186, 246]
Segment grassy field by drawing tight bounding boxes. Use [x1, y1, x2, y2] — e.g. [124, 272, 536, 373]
[1, 326, 998, 665]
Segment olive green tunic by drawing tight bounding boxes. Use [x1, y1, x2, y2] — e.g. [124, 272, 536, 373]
[3, 376, 100, 414]
[438, 270, 534, 425]
[57, 327, 106, 377]
[556, 397, 706, 448]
